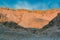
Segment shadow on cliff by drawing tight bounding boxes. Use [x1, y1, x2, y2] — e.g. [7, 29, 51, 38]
[41, 13, 60, 31]
[0, 21, 40, 34]
[0, 21, 24, 29]
[39, 13, 60, 37]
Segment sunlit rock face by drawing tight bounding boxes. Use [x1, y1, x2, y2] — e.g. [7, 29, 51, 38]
[0, 8, 59, 29]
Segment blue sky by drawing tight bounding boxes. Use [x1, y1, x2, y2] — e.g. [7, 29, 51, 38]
[0, 0, 60, 10]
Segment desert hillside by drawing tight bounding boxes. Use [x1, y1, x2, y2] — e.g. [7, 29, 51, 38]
[0, 8, 60, 28]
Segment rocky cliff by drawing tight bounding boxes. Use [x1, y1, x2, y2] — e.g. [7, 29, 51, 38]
[0, 8, 60, 29]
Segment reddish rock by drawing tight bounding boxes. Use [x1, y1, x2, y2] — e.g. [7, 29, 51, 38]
[0, 8, 59, 29]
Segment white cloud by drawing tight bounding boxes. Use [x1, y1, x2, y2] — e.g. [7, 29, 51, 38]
[13, 1, 40, 10]
[13, 1, 50, 10]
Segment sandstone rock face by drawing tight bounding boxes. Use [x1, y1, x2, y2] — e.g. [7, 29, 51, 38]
[0, 8, 59, 29]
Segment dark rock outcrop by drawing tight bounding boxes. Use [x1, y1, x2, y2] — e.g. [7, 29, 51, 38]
[39, 13, 60, 37]
[0, 21, 24, 29]
[41, 13, 60, 30]
[0, 21, 40, 34]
